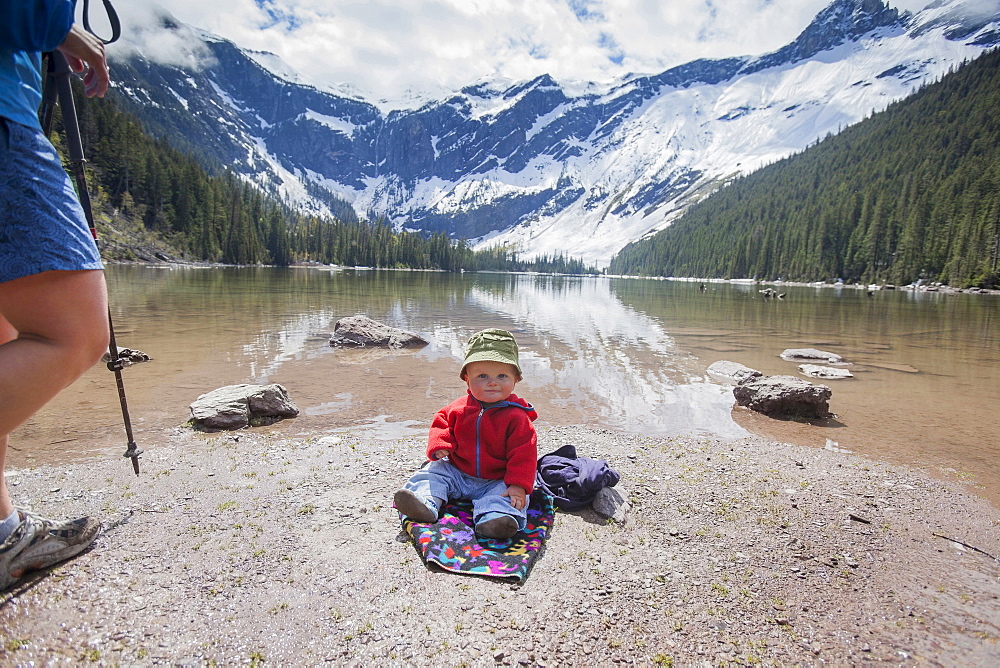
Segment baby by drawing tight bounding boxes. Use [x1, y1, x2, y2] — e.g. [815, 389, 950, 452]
[394, 329, 537, 539]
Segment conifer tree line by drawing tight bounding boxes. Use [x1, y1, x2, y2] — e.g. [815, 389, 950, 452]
[61, 87, 596, 274]
[609, 48, 1000, 289]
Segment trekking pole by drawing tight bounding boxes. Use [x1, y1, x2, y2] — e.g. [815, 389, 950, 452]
[39, 4, 141, 475]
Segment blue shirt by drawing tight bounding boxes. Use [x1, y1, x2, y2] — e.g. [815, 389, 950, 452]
[0, 0, 77, 129]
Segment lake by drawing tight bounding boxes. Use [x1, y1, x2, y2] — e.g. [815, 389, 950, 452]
[10, 265, 1000, 506]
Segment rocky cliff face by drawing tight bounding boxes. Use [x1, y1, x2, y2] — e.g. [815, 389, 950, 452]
[109, 0, 1000, 266]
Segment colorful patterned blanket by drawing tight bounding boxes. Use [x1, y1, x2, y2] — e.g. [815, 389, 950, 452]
[400, 492, 555, 582]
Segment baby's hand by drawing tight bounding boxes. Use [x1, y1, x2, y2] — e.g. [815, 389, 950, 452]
[503, 485, 527, 511]
[431, 449, 449, 460]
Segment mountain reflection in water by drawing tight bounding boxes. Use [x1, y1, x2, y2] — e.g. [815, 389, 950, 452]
[11, 266, 1000, 507]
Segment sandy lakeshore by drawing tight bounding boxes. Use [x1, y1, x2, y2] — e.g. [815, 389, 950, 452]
[0, 424, 998, 666]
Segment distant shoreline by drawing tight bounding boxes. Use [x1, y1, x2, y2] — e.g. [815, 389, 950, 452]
[109, 260, 1000, 296]
[606, 273, 1000, 296]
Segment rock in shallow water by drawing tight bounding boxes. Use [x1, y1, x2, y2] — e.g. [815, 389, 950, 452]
[189, 383, 299, 431]
[798, 364, 853, 379]
[330, 315, 428, 348]
[779, 348, 846, 364]
[707, 360, 764, 384]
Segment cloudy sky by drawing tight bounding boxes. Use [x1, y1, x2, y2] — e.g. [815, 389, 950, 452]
[100, 0, 932, 108]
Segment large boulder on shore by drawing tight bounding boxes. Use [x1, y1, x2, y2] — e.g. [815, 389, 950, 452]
[733, 375, 832, 419]
[189, 384, 299, 431]
[330, 315, 428, 348]
[592, 485, 631, 524]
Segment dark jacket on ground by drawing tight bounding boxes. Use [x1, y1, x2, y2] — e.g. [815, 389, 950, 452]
[534, 444, 620, 510]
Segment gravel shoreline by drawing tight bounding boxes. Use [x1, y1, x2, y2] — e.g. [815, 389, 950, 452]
[1, 424, 998, 665]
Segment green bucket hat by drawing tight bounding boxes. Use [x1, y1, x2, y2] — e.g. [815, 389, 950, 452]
[460, 329, 522, 379]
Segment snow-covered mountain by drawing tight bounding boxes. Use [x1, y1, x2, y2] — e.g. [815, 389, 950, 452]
[110, 0, 1000, 267]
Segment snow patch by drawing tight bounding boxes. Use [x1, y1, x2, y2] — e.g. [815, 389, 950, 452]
[302, 109, 357, 136]
[208, 79, 248, 113]
[167, 87, 189, 110]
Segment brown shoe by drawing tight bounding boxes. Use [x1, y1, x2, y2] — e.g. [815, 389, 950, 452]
[476, 515, 518, 539]
[393, 489, 438, 523]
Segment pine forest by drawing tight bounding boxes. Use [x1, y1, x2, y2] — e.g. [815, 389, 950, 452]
[608, 48, 1000, 289]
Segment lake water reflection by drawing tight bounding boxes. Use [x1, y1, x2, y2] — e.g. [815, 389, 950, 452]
[12, 266, 1000, 506]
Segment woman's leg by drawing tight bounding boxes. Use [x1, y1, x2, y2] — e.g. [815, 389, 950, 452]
[0, 269, 109, 517]
[0, 313, 16, 522]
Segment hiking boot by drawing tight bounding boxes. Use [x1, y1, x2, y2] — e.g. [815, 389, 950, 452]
[476, 515, 518, 539]
[393, 489, 438, 523]
[0, 510, 101, 591]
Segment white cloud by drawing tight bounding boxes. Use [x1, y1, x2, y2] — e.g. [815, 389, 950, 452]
[93, 0, 937, 108]
[100, 4, 217, 70]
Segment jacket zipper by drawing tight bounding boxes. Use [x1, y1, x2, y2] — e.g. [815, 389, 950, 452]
[474, 399, 515, 478]
[474, 405, 486, 478]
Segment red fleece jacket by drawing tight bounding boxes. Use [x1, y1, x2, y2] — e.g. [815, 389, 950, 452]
[426, 392, 538, 492]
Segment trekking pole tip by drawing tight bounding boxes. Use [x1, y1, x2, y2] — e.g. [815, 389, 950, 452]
[124, 444, 143, 475]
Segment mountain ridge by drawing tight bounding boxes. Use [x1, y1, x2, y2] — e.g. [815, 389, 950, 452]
[108, 0, 1000, 266]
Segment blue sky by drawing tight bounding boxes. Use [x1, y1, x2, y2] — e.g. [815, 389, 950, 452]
[108, 0, 933, 108]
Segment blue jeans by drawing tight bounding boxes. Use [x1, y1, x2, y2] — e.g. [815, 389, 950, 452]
[403, 459, 527, 531]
